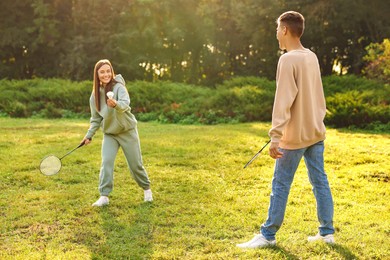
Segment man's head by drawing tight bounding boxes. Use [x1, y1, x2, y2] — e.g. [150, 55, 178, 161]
[276, 11, 305, 50]
[277, 11, 305, 37]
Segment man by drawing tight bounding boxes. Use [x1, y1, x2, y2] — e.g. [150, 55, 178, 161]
[237, 11, 335, 249]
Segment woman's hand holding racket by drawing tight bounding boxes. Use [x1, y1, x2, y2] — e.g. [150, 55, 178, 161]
[82, 137, 92, 145]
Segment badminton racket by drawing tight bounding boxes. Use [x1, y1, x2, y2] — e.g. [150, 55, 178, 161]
[243, 140, 271, 169]
[40, 140, 86, 176]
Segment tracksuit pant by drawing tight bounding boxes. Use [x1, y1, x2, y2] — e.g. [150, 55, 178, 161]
[98, 128, 151, 196]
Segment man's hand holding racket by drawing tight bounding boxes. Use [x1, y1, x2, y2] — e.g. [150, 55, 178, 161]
[269, 142, 283, 159]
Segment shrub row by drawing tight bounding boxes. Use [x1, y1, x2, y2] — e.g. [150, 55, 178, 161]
[0, 76, 388, 129]
[322, 76, 389, 129]
[0, 79, 91, 118]
[129, 77, 275, 124]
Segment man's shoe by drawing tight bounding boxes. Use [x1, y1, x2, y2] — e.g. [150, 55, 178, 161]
[308, 233, 335, 244]
[144, 189, 153, 202]
[92, 196, 109, 207]
[236, 234, 276, 249]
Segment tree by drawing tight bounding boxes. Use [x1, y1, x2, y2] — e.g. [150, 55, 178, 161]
[59, 0, 125, 80]
[362, 38, 390, 83]
[0, 1, 34, 79]
[296, 0, 390, 76]
[1, 0, 389, 84]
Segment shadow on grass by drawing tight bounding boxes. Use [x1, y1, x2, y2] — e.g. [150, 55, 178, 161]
[267, 243, 357, 259]
[267, 245, 300, 260]
[92, 202, 154, 259]
[328, 243, 359, 260]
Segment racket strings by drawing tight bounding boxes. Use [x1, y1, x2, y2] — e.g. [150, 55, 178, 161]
[40, 155, 62, 176]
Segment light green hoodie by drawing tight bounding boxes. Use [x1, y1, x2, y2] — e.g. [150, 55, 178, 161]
[85, 74, 137, 139]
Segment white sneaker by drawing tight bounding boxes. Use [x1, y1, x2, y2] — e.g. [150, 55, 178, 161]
[236, 234, 276, 248]
[144, 189, 153, 202]
[308, 233, 335, 244]
[92, 196, 109, 207]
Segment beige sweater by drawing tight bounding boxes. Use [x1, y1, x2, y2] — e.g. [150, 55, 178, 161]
[269, 49, 326, 149]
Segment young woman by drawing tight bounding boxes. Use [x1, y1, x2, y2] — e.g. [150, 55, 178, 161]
[82, 59, 152, 206]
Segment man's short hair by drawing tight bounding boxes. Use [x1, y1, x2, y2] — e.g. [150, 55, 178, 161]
[277, 11, 305, 38]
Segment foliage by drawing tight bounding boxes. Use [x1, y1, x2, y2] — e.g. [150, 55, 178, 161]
[0, 78, 91, 118]
[0, 76, 388, 129]
[129, 77, 275, 124]
[0, 119, 389, 259]
[299, 0, 390, 75]
[322, 75, 390, 128]
[362, 38, 390, 83]
[1, 0, 390, 85]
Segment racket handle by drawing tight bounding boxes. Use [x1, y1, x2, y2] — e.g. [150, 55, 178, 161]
[79, 138, 91, 147]
[60, 139, 89, 160]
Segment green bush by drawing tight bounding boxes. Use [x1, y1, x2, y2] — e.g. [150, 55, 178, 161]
[323, 75, 389, 128]
[0, 78, 91, 118]
[7, 101, 27, 117]
[0, 75, 388, 129]
[127, 77, 276, 124]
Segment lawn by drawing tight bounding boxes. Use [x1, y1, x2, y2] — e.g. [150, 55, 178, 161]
[0, 118, 389, 259]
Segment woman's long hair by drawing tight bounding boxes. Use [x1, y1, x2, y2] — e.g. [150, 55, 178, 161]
[93, 59, 117, 111]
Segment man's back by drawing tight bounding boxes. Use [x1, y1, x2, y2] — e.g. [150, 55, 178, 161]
[270, 48, 326, 149]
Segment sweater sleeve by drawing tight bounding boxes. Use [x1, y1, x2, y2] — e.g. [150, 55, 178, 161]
[114, 84, 131, 113]
[85, 94, 103, 139]
[269, 55, 298, 143]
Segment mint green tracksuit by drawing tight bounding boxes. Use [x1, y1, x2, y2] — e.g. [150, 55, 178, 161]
[85, 75, 151, 196]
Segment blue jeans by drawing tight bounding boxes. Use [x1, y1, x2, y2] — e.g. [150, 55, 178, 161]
[261, 141, 334, 240]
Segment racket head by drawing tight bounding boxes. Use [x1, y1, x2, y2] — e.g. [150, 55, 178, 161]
[40, 155, 62, 176]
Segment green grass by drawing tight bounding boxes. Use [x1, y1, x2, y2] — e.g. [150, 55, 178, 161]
[0, 118, 389, 259]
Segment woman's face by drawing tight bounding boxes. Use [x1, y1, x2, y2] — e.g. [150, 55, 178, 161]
[97, 64, 112, 86]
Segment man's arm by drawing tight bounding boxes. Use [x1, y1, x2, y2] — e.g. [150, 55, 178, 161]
[268, 55, 298, 158]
